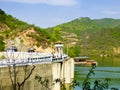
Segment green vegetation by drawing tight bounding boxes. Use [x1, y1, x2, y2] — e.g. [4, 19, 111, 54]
[80, 27, 120, 56]
[0, 9, 63, 50]
[0, 36, 5, 51]
[55, 17, 120, 36]
[35, 75, 50, 90]
[1, 8, 120, 56]
[74, 64, 119, 90]
[51, 17, 120, 56]
[64, 45, 81, 57]
[0, 9, 30, 31]
[0, 55, 6, 59]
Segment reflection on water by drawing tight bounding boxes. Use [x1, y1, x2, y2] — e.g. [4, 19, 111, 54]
[74, 57, 120, 90]
[93, 57, 120, 67]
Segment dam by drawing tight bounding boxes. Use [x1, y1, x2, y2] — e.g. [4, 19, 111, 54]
[0, 42, 74, 90]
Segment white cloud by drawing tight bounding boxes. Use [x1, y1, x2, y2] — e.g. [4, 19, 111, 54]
[2, 0, 77, 6]
[103, 10, 120, 15]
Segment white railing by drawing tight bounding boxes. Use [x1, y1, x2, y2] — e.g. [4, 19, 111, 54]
[0, 53, 68, 67]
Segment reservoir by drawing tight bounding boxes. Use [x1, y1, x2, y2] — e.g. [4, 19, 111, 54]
[75, 57, 120, 90]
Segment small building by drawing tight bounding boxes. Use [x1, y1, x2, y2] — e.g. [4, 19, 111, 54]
[27, 48, 35, 52]
[7, 46, 18, 52]
[55, 41, 63, 55]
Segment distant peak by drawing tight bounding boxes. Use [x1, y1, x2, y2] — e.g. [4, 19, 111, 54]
[77, 17, 91, 20]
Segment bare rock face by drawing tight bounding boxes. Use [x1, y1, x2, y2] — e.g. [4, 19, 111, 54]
[113, 47, 120, 54]
[3, 28, 54, 53]
[0, 23, 9, 31]
[62, 31, 78, 47]
[4, 28, 35, 51]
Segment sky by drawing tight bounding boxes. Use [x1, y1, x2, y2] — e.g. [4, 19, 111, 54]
[0, 0, 120, 28]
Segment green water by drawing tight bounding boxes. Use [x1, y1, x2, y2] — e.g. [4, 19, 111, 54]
[75, 57, 120, 90]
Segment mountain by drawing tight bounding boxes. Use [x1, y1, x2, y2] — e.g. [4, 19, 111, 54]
[0, 9, 62, 52]
[51, 17, 120, 57]
[55, 17, 120, 36]
[1, 9, 120, 57]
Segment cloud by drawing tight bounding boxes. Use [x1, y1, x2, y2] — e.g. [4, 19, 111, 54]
[102, 10, 120, 15]
[2, 0, 77, 6]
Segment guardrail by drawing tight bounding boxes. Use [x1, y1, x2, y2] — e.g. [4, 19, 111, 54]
[0, 54, 68, 67]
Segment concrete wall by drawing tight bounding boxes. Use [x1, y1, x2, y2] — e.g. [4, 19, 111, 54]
[0, 58, 74, 90]
[52, 58, 74, 90]
[0, 63, 52, 90]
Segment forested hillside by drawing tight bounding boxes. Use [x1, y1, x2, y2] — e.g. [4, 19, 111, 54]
[1, 9, 120, 57]
[0, 9, 62, 51]
[52, 17, 120, 57]
[55, 17, 120, 36]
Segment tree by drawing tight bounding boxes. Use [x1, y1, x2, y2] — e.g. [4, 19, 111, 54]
[17, 65, 35, 90]
[74, 64, 118, 90]
[6, 40, 36, 90]
[8, 62, 35, 90]
[35, 75, 51, 90]
[0, 36, 5, 51]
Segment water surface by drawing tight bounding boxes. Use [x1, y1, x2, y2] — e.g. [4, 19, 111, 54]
[74, 57, 120, 90]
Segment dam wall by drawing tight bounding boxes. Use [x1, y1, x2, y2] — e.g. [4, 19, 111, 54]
[0, 63, 52, 90]
[0, 58, 74, 90]
[52, 58, 74, 90]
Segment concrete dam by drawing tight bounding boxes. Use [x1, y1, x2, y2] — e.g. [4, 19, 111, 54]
[0, 43, 74, 90]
